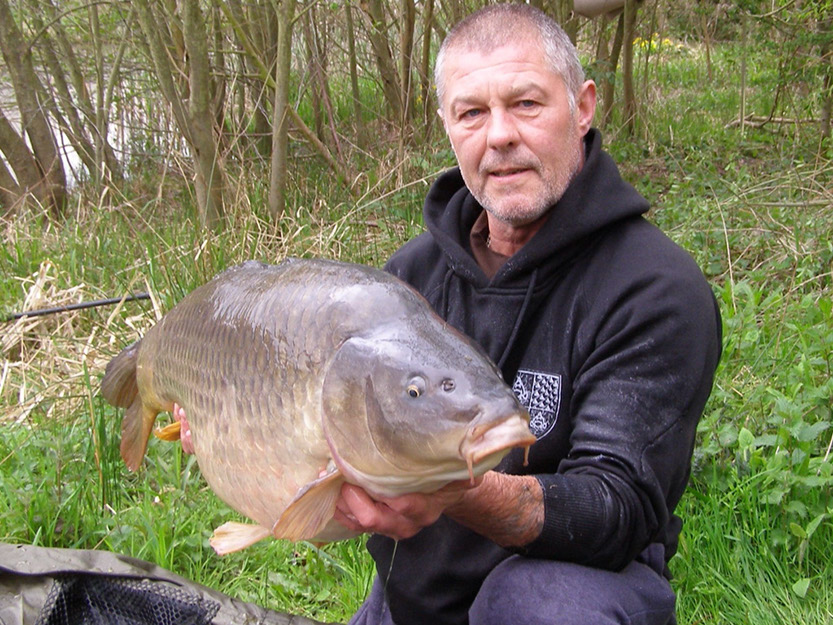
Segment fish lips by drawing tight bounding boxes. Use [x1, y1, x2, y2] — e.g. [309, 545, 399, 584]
[458, 411, 537, 482]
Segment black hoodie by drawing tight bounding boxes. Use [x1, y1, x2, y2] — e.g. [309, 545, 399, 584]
[369, 129, 722, 625]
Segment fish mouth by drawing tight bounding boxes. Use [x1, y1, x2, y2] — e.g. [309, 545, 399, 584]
[459, 412, 537, 483]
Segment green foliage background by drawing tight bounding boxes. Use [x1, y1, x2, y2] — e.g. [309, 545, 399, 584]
[2, 12, 832, 625]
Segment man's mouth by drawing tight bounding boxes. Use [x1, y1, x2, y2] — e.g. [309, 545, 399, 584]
[489, 167, 531, 179]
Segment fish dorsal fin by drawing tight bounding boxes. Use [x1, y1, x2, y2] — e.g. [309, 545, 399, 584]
[210, 522, 271, 555]
[272, 470, 345, 542]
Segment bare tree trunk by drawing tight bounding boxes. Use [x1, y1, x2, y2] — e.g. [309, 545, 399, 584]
[553, 0, 578, 44]
[621, 0, 638, 135]
[699, 5, 713, 82]
[361, 0, 403, 123]
[302, 10, 325, 141]
[818, 15, 832, 141]
[420, 0, 435, 134]
[41, 0, 123, 185]
[399, 0, 416, 131]
[212, 5, 228, 149]
[183, 0, 225, 228]
[29, 10, 97, 178]
[0, 155, 22, 215]
[269, 0, 297, 221]
[0, 107, 39, 213]
[0, 0, 66, 217]
[345, 1, 365, 145]
[601, 12, 624, 127]
[228, 0, 275, 158]
[134, 1, 193, 145]
[89, 1, 107, 187]
[306, 5, 343, 160]
[135, 0, 225, 229]
[219, 0, 350, 188]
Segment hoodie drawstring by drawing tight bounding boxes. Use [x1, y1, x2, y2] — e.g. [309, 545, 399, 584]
[497, 267, 538, 370]
[440, 268, 454, 320]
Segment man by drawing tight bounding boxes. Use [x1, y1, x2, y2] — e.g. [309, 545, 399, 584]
[178, 5, 721, 623]
[334, 5, 721, 625]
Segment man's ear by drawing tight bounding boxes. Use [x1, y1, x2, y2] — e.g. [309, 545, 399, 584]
[437, 107, 448, 134]
[576, 80, 597, 137]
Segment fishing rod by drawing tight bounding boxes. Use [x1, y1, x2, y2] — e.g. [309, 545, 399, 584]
[2, 292, 151, 323]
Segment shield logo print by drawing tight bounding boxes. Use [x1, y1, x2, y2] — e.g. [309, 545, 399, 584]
[512, 370, 562, 439]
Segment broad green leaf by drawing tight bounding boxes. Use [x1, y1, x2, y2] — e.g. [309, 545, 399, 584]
[792, 578, 811, 599]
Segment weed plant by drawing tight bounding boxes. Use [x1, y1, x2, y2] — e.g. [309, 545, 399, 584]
[2, 38, 832, 624]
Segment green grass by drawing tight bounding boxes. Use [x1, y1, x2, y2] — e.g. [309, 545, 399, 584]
[2, 36, 832, 624]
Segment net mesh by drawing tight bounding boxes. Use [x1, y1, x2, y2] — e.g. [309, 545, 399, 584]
[35, 574, 220, 625]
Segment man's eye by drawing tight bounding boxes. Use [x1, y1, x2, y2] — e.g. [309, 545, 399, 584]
[462, 108, 482, 119]
[518, 100, 537, 108]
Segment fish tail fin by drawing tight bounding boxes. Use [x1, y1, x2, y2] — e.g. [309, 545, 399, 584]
[101, 341, 141, 407]
[120, 397, 159, 471]
[210, 522, 271, 555]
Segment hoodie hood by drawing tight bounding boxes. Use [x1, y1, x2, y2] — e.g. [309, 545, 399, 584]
[423, 128, 649, 288]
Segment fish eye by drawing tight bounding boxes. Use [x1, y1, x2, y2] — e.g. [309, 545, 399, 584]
[441, 378, 456, 392]
[406, 377, 426, 398]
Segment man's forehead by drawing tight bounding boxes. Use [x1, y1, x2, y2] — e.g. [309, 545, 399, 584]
[446, 23, 542, 57]
[442, 41, 555, 86]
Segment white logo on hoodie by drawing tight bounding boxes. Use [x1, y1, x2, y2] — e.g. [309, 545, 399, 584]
[512, 369, 562, 439]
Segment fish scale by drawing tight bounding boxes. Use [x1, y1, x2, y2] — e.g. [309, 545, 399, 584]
[101, 258, 535, 555]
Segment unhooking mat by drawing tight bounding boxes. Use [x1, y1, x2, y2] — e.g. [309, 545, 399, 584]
[0, 543, 337, 625]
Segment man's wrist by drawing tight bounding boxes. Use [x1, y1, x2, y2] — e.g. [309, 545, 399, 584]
[445, 471, 544, 548]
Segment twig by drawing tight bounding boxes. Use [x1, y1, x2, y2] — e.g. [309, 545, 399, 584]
[726, 115, 821, 129]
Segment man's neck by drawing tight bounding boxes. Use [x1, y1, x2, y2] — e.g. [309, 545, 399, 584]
[485, 212, 550, 257]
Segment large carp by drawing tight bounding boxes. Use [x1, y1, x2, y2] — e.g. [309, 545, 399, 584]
[101, 259, 535, 554]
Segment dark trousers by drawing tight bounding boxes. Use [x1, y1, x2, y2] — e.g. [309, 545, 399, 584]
[348, 547, 676, 625]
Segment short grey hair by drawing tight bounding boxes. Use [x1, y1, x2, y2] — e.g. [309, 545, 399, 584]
[434, 4, 585, 112]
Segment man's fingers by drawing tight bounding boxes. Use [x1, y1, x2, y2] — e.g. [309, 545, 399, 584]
[172, 402, 195, 454]
[341, 484, 384, 528]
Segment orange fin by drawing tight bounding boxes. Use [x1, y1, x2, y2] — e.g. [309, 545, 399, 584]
[210, 521, 271, 555]
[101, 341, 141, 407]
[120, 397, 159, 471]
[273, 470, 345, 542]
[154, 420, 182, 441]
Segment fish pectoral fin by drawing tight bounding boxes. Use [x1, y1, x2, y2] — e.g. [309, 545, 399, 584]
[210, 521, 271, 555]
[154, 420, 182, 441]
[273, 471, 345, 542]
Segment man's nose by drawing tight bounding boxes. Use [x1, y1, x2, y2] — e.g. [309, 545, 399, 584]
[486, 109, 519, 149]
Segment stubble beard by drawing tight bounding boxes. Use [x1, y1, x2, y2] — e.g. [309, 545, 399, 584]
[463, 130, 583, 228]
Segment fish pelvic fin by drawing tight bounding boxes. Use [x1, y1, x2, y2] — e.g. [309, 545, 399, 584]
[101, 341, 141, 407]
[210, 522, 271, 555]
[154, 420, 182, 442]
[120, 397, 159, 471]
[273, 470, 345, 542]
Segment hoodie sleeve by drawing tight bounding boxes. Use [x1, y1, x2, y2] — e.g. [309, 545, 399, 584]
[522, 222, 722, 570]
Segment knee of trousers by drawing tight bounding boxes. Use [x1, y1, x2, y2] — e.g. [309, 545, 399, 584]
[468, 555, 677, 625]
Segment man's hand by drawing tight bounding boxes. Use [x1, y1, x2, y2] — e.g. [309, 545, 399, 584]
[333, 479, 479, 541]
[333, 471, 544, 547]
[172, 403, 194, 454]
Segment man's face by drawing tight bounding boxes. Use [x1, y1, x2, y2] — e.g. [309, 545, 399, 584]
[439, 39, 595, 227]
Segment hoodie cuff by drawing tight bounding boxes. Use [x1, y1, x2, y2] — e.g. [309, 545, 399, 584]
[519, 473, 617, 567]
